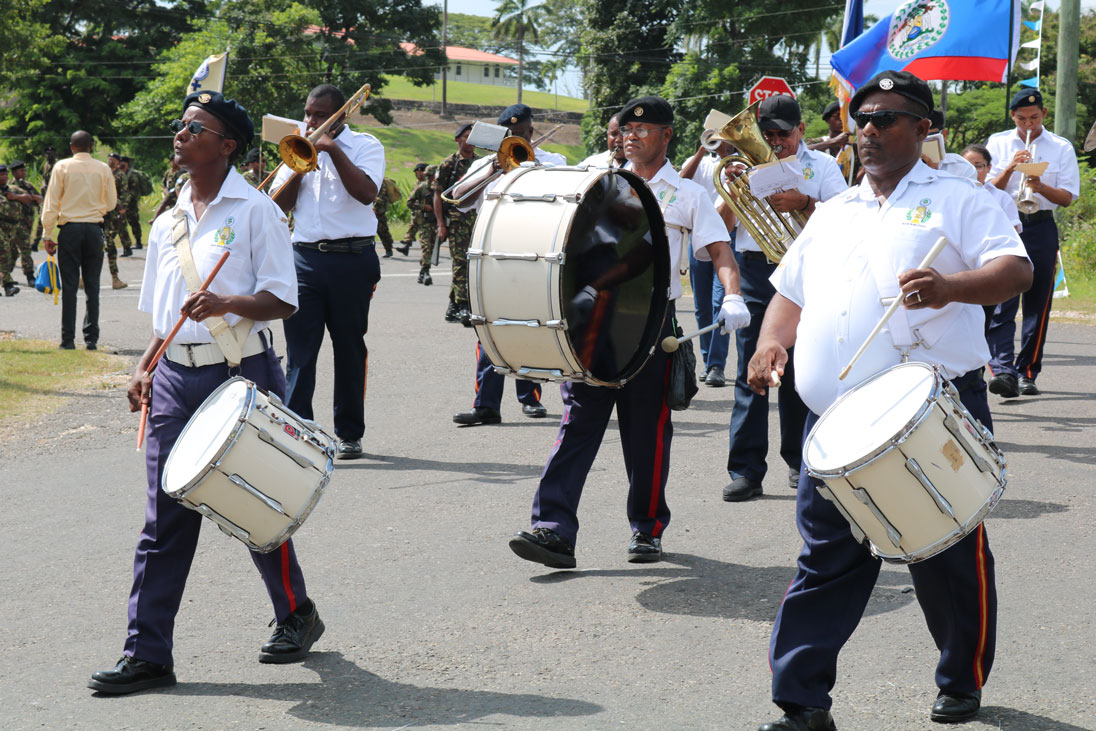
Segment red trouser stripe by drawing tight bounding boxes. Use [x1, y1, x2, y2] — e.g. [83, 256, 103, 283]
[280, 542, 298, 612]
[972, 523, 989, 688]
[1025, 291, 1054, 379]
[647, 360, 673, 519]
[474, 342, 481, 395]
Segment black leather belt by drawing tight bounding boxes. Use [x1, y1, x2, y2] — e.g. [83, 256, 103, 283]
[295, 237, 375, 254]
[1019, 210, 1053, 225]
[738, 250, 772, 263]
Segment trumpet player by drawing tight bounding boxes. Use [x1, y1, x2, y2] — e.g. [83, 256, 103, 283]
[578, 112, 626, 168]
[721, 94, 846, 504]
[984, 89, 1080, 397]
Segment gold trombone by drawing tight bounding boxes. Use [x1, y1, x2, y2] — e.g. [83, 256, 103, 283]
[259, 83, 372, 204]
[440, 123, 563, 205]
[711, 101, 808, 263]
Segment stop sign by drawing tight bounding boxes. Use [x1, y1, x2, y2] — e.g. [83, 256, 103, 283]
[747, 76, 796, 106]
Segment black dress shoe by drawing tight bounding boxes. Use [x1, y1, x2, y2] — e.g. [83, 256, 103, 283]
[788, 466, 802, 490]
[453, 406, 502, 425]
[59, 341, 75, 350]
[259, 598, 325, 663]
[931, 690, 981, 723]
[988, 372, 1019, 398]
[699, 369, 707, 382]
[627, 531, 662, 563]
[86, 343, 98, 351]
[522, 402, 547, 418]
[759, 706, 836, 731]
[134, 243, 143, 250]
[88, 656, 176, 695]
[509, 528, 576, 569]
[396, 242, 411, 256]
[1018, 376, 1040, 395]
[705, 366, 726, 387]
[724, 476, 763, 502]
[336, 438, 362, 459]
[382, 250, 393, 258]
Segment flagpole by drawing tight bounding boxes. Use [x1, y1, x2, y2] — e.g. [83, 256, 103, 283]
[1005, 0, 1015, 123]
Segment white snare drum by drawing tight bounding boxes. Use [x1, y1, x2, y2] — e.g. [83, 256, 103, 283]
[162, 377, 335, 553]
[469, 165, 670, 387]
[804, 363, 1006, 563]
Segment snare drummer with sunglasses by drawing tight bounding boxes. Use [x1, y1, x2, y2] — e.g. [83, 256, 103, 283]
[89, 92, 324, 695]
[721, 94, 846, 504]
[746, 71, 1031, 730]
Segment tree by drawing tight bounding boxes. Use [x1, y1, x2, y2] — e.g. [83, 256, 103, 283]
[492, 0, 546, 103]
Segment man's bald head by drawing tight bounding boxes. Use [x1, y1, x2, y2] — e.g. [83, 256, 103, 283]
[70, 131, 93, 152]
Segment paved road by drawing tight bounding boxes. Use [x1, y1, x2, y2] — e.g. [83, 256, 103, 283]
[0, 251, 1093, 730]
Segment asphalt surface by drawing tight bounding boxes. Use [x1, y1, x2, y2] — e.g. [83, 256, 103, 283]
[0, 249, 1093, 730]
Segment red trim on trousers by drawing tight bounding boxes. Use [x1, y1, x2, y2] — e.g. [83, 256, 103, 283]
[647, 360, 673, 525]
[1025, 291, 1055, 379]
[280, 543, 298, 612]
[972, 523, 989, 688]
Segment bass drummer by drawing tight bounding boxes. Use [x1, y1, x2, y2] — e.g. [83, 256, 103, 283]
[508, 96, 749, 568]
[745, 71, 1031, 730]
[88, 92, 324, 695]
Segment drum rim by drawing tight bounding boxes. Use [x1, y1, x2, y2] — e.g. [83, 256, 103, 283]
[161, 375, 256, 496]
[804, 362, 942, 478]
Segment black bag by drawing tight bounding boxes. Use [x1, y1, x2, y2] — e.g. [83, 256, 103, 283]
[665, 319, 699, 411]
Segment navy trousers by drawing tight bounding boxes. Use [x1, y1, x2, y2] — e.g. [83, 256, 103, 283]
[987, 217, 1057, 381]
[126, 348, 309, 666]
[687, 246, 729, 372]
[472, 341, 543, 411]
[727, 252, 808, 482]
[530, 309, 675, 545]
[56, 222, 104, 346]
[284, 245, 381, 440]
[769, 373, 997, 711]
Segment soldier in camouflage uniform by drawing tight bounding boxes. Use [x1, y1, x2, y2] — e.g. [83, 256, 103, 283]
[398, 163, 428, 254]
[151, 159, 185, 223]
[32, 145, 57, 251]
[102, 154, 129, 288]
[407, 164, 437, 282]
[121, 157, 144, 249]
[241, 148, 263, 187]
[432, 122, 479, 323]
[9, 162, 42, 286]
[373, 176, 396, 258]
[0, 165, 25, 296]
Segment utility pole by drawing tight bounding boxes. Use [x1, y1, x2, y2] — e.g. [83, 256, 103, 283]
[441, 0, 448, 116]
[1056, 0, 1080, 141]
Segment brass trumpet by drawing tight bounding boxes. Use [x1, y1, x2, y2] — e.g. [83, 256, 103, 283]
[1015, 129, 1040, 215]
[711, 101, 807, 263]
[259, 83, 373, 203]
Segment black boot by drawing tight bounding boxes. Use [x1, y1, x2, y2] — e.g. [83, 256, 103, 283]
[444, 302, 460, 322]
[417, 266, 427, 284]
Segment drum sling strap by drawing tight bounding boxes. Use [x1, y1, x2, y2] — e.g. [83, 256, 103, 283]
[867, 239, 923, 360]
[657, 184, 691, 276]
[171, 209, 254, 367]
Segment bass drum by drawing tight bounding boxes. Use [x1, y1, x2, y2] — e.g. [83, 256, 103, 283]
[469, 165, 670, 387]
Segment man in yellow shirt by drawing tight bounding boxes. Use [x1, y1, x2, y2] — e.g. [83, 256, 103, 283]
[41, 130, 117, 350]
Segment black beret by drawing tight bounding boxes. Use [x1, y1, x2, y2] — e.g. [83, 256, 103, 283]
[8, 160, 25, 170]
[929, 109, 945, 131]
[822, 101, 841, 120]
[619, 96, 674, 126]
[414, 162, 428, 171]
[108, 152, 121, 160]
[183, 90, 255, 150]
[45, 145, 55, 152]
[758, 95, 801, 131]
[245, 148, 260, 164]
[0, 165, 7, 173]
[455, 121, 474, 138]
[497, 104, 533, 126]
[1010, 88, 1044, 110]
[849, 70, 933, 117]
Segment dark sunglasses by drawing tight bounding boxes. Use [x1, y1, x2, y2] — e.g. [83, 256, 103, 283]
[169, 119, 228, 138]
[851, 110, 924, 130]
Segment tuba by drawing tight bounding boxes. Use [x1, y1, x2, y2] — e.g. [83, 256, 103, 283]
[711, 101, 808, 263]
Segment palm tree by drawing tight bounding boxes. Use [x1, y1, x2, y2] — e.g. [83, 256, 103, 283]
[492, 0, 546, 103]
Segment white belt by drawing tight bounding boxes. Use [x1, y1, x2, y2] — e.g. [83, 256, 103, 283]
[165, 329, 271, 368]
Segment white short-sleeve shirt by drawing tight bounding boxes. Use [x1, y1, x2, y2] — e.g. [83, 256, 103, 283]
[773, 161, 1029, 415]
[627, 159, 731, 300]
[736, 142, 847, 253]
[938, 152, 978, 180]
[579, 149, 615, 168]
[688, 153, 723, 206]
[273, 128, 385, 241]
[982, 180, 1022, 232]
[140, 169, 298, 344]
[985, 126, 1081, 212]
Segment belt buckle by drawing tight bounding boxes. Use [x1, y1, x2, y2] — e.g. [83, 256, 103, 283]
[184, 344, 197, 368]
[316, 241, 331, 252]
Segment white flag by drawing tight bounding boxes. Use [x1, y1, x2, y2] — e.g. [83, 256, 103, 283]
[188, 52, 228, 99]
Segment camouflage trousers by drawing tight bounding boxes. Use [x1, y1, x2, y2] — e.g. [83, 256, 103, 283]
[446, 215, 475, 308]
[0, 223, 16, 286]
[418, 217, 438, 268]
[124, 207, 142, 248]
[8, 222, 35, 284]
[403, 215, 419, 244]
[376, 212, 393, 252]
[103, 210, 132, 255]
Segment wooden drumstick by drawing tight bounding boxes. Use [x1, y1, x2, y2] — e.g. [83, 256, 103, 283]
[770, 369, 782, 387]
[838, 236, 948, 381]
[137, 249, 232, 450]
[661, 322, 721, 353]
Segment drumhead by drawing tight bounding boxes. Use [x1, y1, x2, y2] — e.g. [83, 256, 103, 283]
[560, 169, 670, 384]
[162, 378, 252, 494]
[806, 362, 937, 472]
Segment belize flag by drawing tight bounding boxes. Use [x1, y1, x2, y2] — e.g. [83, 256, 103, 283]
[831, 0, 1021, 90]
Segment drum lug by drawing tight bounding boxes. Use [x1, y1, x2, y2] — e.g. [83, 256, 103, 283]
[904, 457, 957, 520]
[543, 252, 565, 264]
[255, 426, 322, 471]
[193, 502, 253, 547]
[469, 315, 487, 326]
[852, 486, 903, 549]
[942, 412, 996, 475]
[491, 318, 542, 327]
[228, 473, 288, 516]
[492, 366, 514, 375]
[467, 248, 484, 259]
[545, 319, 566, 330]
[816, 483, 869, 547]
[516, 367, 566, 381]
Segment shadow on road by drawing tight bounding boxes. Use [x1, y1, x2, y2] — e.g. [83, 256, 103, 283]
[985, 498, 1069, 520]
[978, 706, 1093, 730]
[993, 439, 1096, 466]
[160, 651, 602, 726]
[337, 453, 542, 485]
[530, 553, 916, 622]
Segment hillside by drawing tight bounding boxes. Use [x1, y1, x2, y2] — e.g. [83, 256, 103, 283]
[379, 76, 588, 113]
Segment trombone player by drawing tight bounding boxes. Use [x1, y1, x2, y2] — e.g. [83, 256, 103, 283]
[721, 94, 846, 503]
[272, 83, 386, 460]
[984, 89, 1079, 398]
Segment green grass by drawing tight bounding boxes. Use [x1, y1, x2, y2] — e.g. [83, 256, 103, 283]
[379, 75, 588, 113]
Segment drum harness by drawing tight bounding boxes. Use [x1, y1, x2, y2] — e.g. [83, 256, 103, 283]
[170, 208, 258, 371]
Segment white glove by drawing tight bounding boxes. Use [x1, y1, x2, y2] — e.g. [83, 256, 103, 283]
[718, 293, 751, 334]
